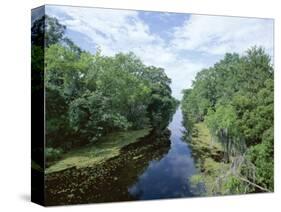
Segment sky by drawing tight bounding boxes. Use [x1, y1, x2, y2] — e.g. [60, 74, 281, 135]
[45, 5, 274, 99]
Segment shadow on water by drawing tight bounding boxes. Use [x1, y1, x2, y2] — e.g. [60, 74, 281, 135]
[45, 128, 171, 205]
[45, 109, 201, 205]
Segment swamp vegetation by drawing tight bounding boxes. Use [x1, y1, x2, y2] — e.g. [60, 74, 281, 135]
[182, 48, 274, 194]
[31, 15, 178, 161]
[31, 14, 274, 205]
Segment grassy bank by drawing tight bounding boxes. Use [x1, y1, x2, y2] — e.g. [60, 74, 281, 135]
[187, 123, 231, 196]
[46, 128, 151, 174]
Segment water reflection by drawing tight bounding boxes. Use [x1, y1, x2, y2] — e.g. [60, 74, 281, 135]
[45, 124, 172, 205]
[128, 109, 199, 199]
[45, 109, 201, 205]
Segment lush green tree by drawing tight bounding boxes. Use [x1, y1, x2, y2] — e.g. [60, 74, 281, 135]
[32, 15, 66, 47]
[41, 17, 177, 151]
[45, 44, 177, 149]
[182, 47, 274, 192]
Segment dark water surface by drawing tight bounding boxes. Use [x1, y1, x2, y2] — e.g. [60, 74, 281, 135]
[128, 109, 200, 199]
[45, 109, 202, 205]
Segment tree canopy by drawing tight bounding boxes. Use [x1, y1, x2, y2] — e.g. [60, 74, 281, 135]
[32, 15, 178, 154]
[182, 47, 274, 192]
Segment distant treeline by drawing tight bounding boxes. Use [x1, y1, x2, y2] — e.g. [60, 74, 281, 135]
[32, 16, 178, 158]
[182, 47, 274, 193]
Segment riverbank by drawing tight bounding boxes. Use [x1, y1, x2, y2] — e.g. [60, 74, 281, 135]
[45, 128, 171, 205]
[186, 122, 231, 196]
[46, 128, 151, 174]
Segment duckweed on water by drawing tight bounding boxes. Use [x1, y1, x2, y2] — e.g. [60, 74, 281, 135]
[187, 122, 230, 195]
[46, 128, 151, 174]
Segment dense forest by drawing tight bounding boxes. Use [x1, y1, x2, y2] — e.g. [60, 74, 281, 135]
[182, 47, 274, 193]
[32, 15, 178, 163]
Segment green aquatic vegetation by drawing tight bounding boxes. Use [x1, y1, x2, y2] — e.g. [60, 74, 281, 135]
[187, 122, 230, 195]
[45, 129, 171, 205]
[187, 123, 224, 163]
[46, 128, 151, 174]
[190, 159, 230, 196]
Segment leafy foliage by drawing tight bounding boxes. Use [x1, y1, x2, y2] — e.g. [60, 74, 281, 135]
[182, 47, 274, 193]
[32, 15, 66, 47]
[45, 147, 63, 163]
[32, 16, 177, 152]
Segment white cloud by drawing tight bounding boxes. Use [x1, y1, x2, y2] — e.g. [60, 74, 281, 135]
[166, 61, 204, 99]
[47, 6, 162, 56]
[172, 15, 274, 56]
[46, 6, 201, 99]
[46, 6, 274, 100]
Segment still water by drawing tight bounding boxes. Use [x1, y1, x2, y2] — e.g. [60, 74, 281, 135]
[45, 109, 202, 205]
[128, 109, 200, 199]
